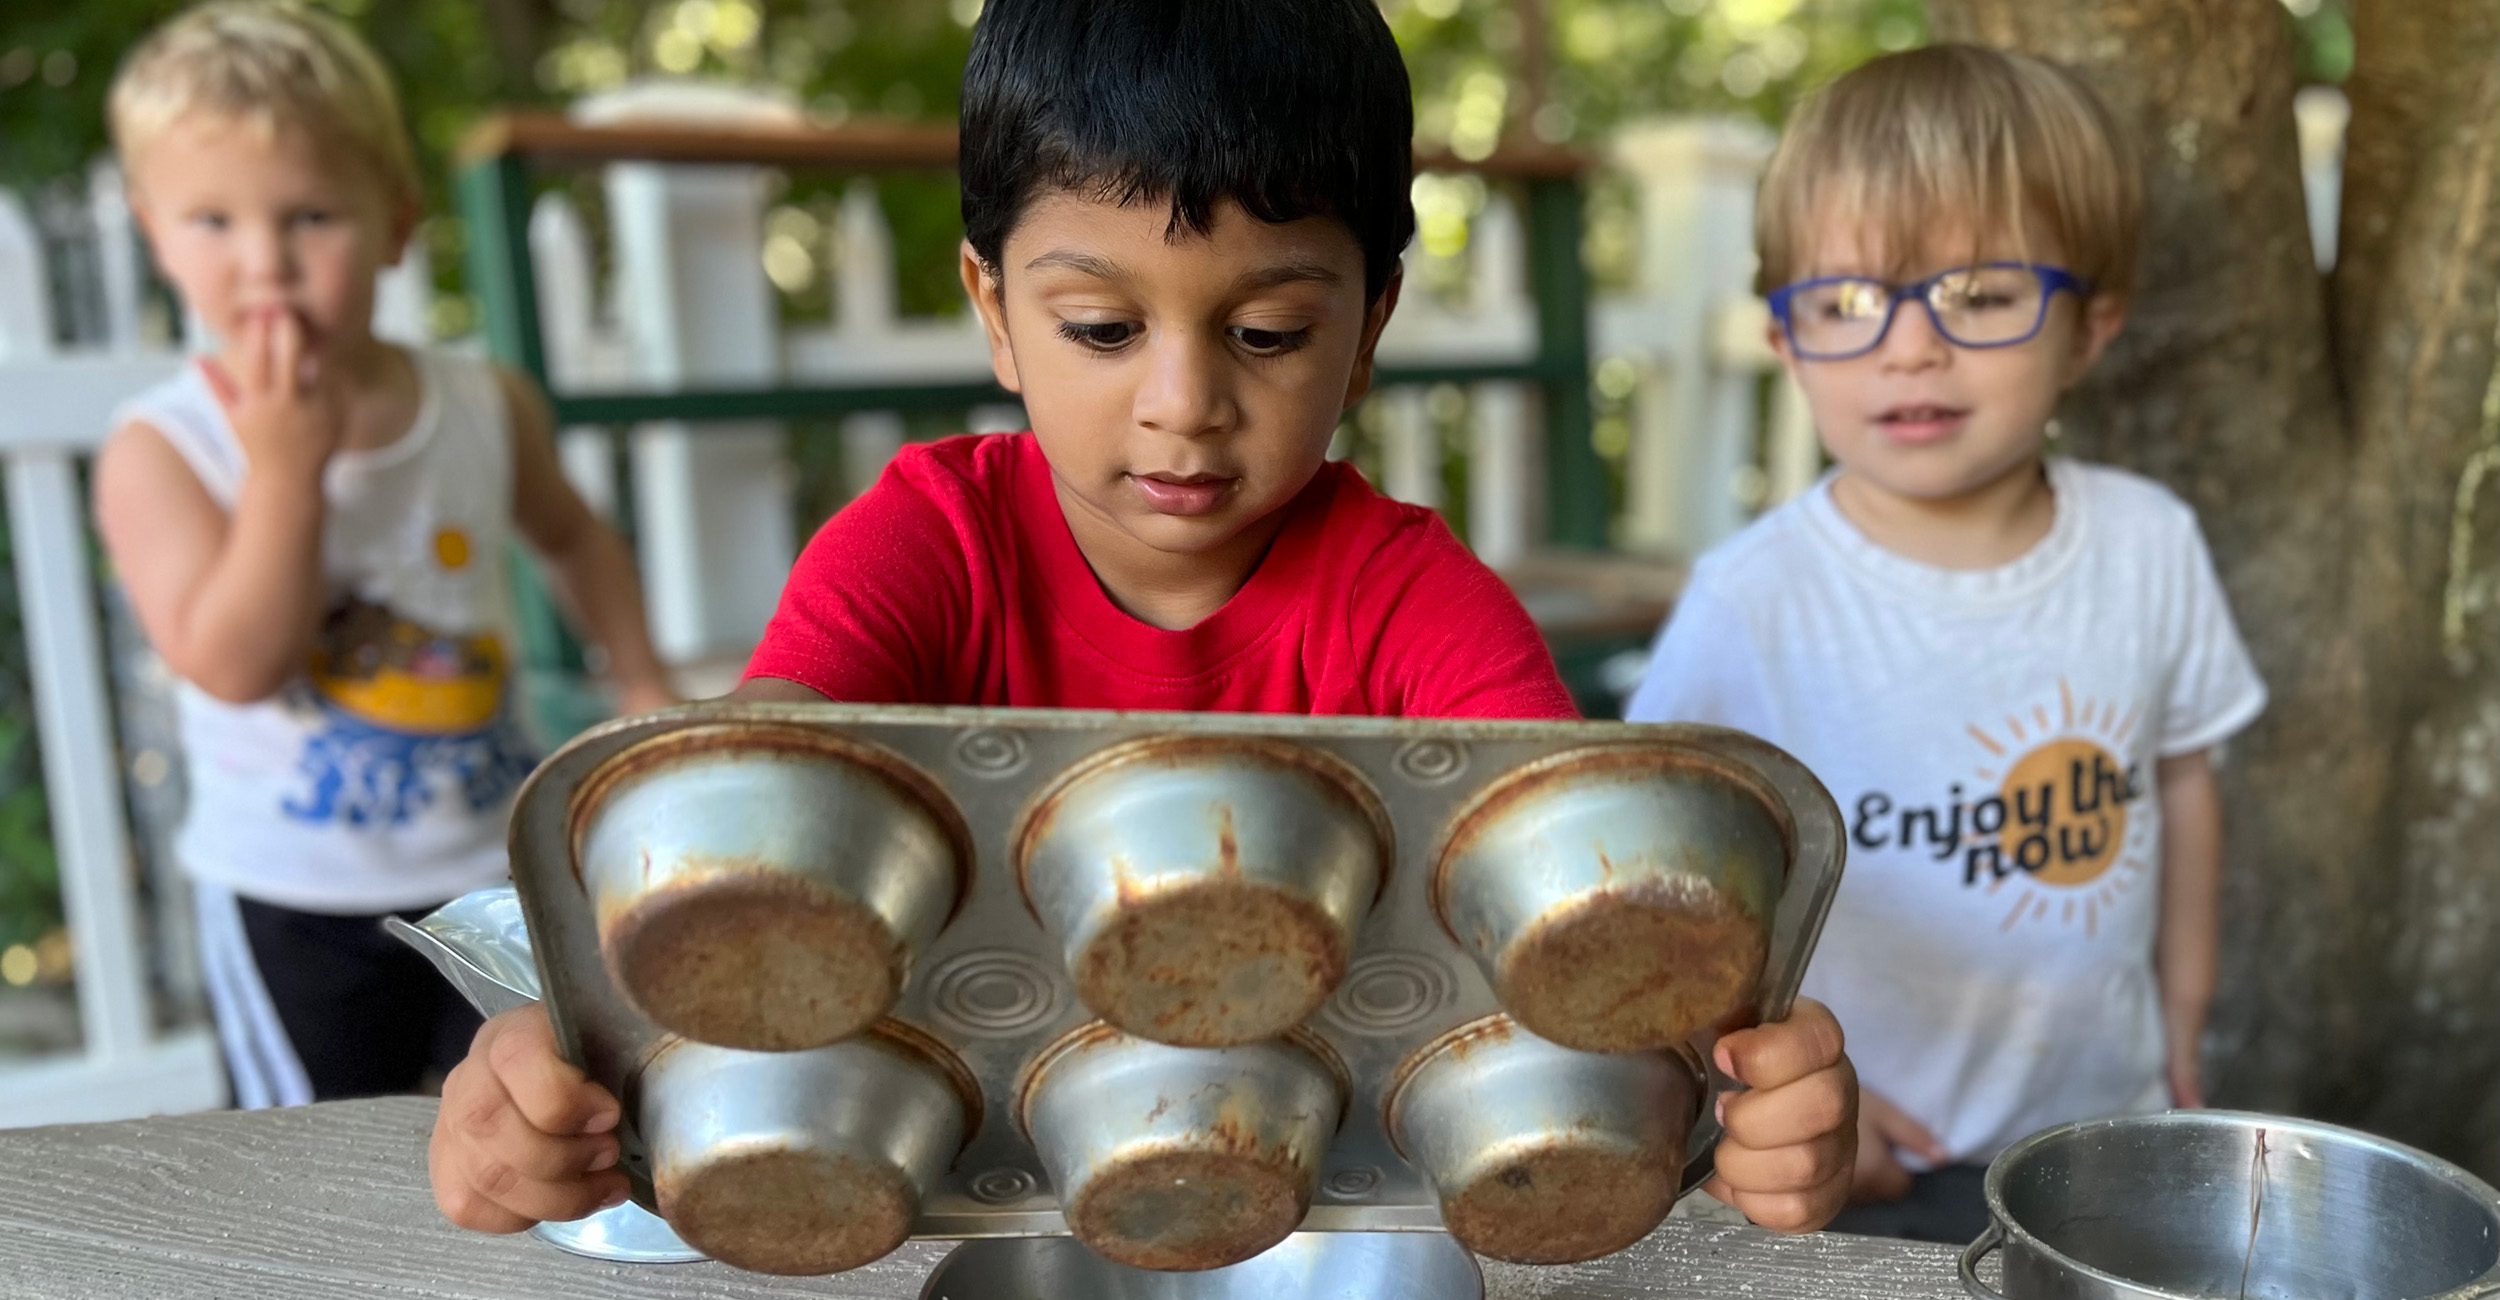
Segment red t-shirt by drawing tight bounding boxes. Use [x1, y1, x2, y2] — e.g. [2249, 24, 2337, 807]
[745, 433, 1576, 719]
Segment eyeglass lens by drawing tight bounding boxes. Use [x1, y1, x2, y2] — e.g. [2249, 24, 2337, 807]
[1787, 265, 2048, 356]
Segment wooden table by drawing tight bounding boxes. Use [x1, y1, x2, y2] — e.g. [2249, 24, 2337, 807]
[0, 1099, 1966, 1299]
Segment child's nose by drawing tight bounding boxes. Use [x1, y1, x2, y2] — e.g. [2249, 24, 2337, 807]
[1132, 332, 1237, 437]
[1877, 298, 1952, 371]
[239, 224, 300, 285]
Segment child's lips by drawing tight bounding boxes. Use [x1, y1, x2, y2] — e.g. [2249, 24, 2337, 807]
[1128, 472, 1236, 516]
[1873, 404, 1970, 446]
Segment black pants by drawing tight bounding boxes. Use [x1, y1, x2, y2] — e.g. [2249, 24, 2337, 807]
[199, 883, 482, 1105]
[1824, 1164, 1993, 1245]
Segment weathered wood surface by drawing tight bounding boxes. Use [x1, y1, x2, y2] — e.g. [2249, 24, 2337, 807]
[0, 1099, 1966, 1299]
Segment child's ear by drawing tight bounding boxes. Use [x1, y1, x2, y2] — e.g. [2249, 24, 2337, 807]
[1340, 267, 1404, 410]
[1765, 316, 1807, 385]
[2064, 292, 2129, 385]
[960, 240, 1022, 395]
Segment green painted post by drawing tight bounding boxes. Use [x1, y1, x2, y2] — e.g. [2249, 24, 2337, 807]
[459, 154, 595, 737]
[457, 154, 549, 383]
[1526, 175, 1604, 550]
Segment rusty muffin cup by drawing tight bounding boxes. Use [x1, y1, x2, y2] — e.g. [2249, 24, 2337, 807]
[1387, 1015, 1703, 1264]
[1015, 738, 1389, 1048]
[637, 1023, 977, 1275]
[575, 725, 967, 1052]
[1020, 1023, 1347, 1271]
[1433, 743, 1784, 1054]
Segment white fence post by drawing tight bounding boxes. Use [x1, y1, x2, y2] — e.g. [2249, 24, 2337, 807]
[1607, 118, 1776, 557]
[530, 193, 623, 517]
[1463, 193, 1535, 566]
[606, 159, 796, 664]
[833, 180, 910, 501]
[0, 193, 53, 354]
[2, 182, 225, 1115]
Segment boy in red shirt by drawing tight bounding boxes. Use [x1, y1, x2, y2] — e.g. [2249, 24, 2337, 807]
[431, 0, 1858, 1240]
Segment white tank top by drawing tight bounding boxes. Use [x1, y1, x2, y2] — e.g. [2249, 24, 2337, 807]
[114, 348, 537, 913]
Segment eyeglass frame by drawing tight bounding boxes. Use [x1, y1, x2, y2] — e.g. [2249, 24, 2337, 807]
[1764, 261, 2093, 362]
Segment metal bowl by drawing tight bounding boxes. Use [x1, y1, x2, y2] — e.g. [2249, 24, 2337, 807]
[575, 725, 967, 1051]
[917, 1231, 1484, 1299]
[1962, 1111, 2500, 1300]
[1388, 1015, 1702, 1264]
[1016, 737, 1389, 1048]
[1433, 744, 1783, 1053]
[1021, 1023, 1348, 1271]
[637, 1022, 977, 1275]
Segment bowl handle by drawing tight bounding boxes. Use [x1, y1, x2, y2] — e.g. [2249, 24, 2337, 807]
[1958, 1223, 2011, 1300]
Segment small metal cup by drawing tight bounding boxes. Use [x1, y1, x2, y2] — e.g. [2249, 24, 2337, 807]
[1021, 1023, 1347, 1271]
[1388, 1015, 1703, 1265]
[1434, 744, 1784, 1053]
[637, 1023, 977, 1276]
[1016, 738, 1389, 1048]
[575, 725, 967, 1051]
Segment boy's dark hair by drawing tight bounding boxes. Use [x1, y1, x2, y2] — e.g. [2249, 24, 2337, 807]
[961, 0, 1416, 302]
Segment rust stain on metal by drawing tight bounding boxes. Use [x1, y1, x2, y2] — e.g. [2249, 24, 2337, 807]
[657, 1144, 916, 1275]
[602, 867, 903, 1052]
[1498, 871, 1768, 1054]
[1438, 1138, 1677, 1265]
[1072, 876, 1350, 1047]
[1065, 1139, 1313, 1272]
[1214, 802, 1239, 877]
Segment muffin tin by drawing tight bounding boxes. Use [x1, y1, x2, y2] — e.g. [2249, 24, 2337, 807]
[504, 703, 1845, 1275]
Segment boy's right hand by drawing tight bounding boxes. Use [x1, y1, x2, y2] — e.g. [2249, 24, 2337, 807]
[200, 307, 345, 481]
[430, 1005, 631, 1233]
[1850, 1087, 1948, 1205]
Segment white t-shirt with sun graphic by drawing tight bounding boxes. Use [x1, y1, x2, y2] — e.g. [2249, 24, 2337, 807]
[116, 348, 537, 914]
[1626, 456, 2266, 1164]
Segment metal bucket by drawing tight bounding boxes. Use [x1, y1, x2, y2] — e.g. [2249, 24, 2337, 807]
[576, 726, 967, 1052]
[1960, 1111, 2500, 1300]
[1016, 737, 1389, 1048]
[638, 1022, 977, 1275]
[916, 1231, 1484, 1299]
[1021, 1023, 1347, 1271]
[1387, 1014, 1702, 1264]
[1433, 745, 1781, 1053]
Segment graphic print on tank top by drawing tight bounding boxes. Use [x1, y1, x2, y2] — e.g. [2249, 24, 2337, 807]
[281, 522, 536, 829]
[1845, 676, 2156, 939]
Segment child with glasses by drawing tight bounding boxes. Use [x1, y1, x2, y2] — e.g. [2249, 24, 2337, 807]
[1627, 44, 2266, 1242]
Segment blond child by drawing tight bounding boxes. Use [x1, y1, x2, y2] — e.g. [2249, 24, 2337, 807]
[95, 1, 673, 1106]
[1627, 44, 2266, 1241]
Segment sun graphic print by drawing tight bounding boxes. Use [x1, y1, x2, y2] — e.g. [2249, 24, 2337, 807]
[1963, 678, 2158, 938]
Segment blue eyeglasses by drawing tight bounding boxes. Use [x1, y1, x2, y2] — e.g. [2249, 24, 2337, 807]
[1766, 262, 2091, 361]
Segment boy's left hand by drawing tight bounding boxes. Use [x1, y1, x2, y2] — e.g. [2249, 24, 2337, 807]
[1702, 997, 1856, 1234]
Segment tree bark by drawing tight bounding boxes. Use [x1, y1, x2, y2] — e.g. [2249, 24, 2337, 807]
[1926, 0, 2500, 1179]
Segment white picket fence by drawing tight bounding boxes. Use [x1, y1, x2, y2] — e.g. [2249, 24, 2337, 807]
[1, 86, 2348, 1123]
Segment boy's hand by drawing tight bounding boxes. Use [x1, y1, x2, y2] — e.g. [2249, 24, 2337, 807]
[1701, 997, 1856, 1234]
[1851, 1086, 1947, 1205]
[430, 1005, 631, 1233]
[612, 677, 680, 717]
[2165, 1034, 2206, 1109]
[201, 307, 344, 481]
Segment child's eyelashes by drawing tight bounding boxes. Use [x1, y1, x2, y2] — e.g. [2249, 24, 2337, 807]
[1229, 325, 1311, 356]
[1057, 319, 1139, 351]
[1051, 319, 1315, 358]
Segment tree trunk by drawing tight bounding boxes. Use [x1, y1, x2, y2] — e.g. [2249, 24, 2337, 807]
[1926, 0, 2500, 1179]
